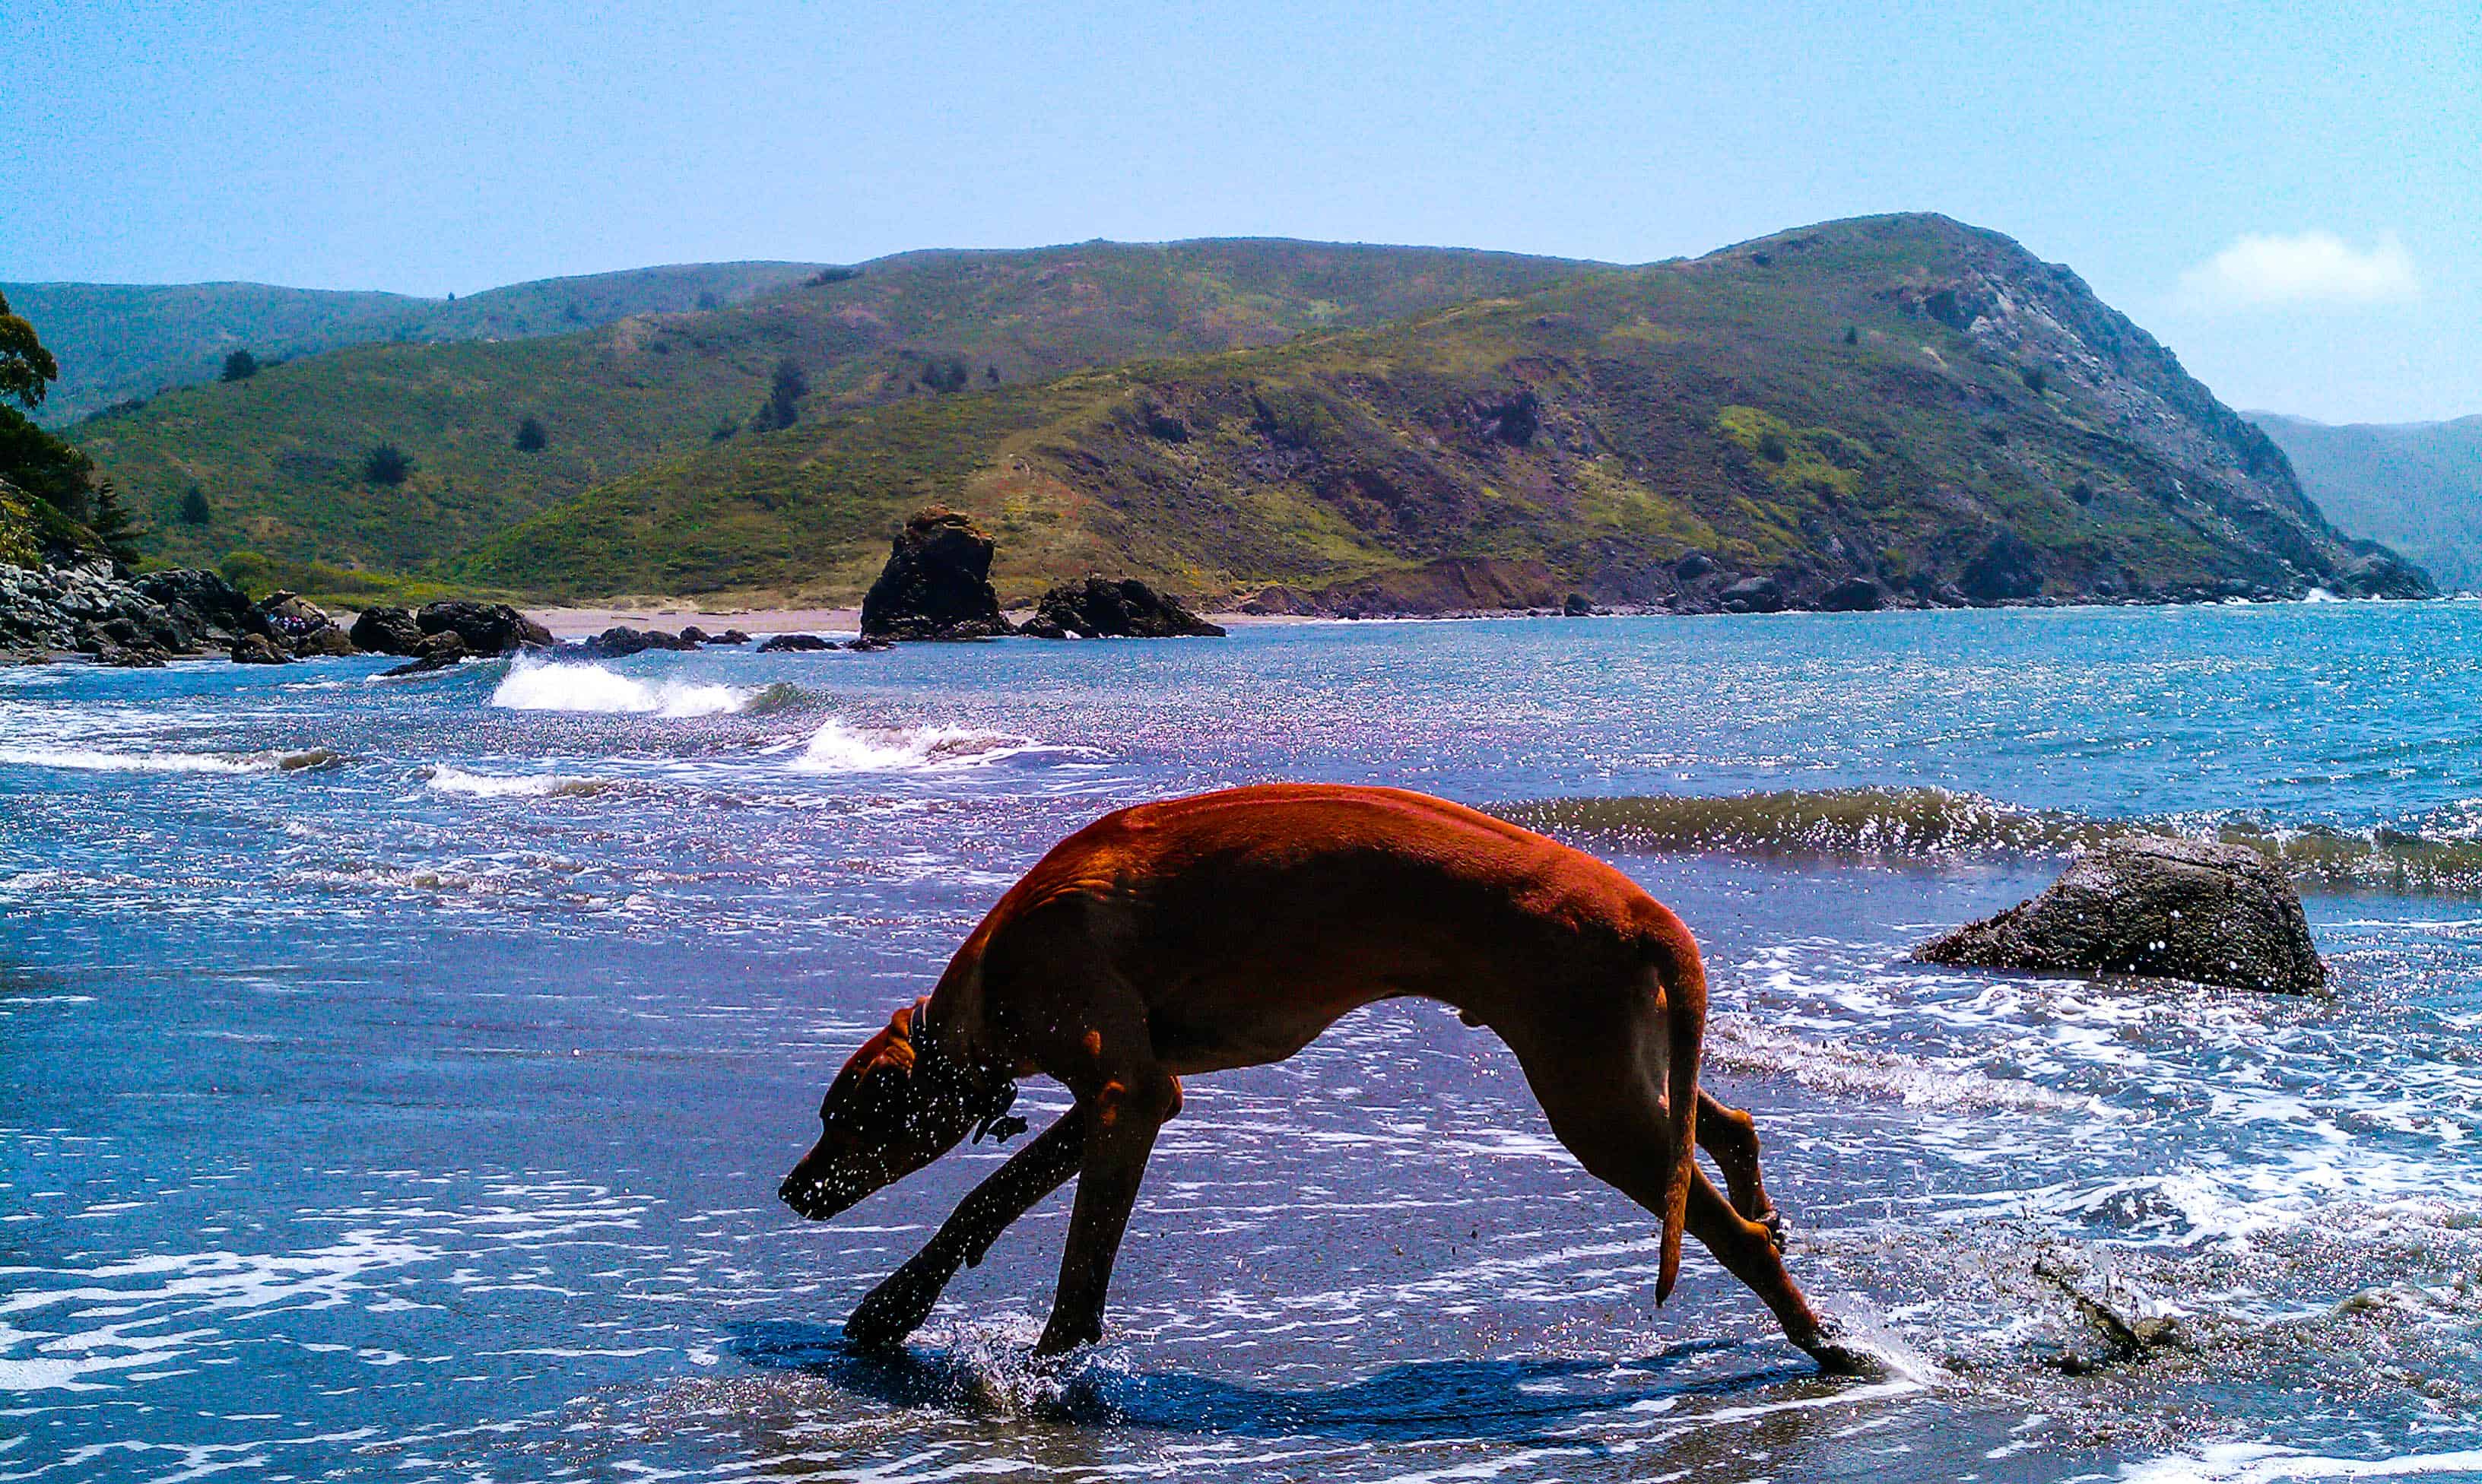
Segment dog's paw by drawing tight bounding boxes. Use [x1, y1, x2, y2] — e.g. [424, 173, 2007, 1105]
[844, 1261, 951, 1349]
[1799, 1320, 1887, 1379]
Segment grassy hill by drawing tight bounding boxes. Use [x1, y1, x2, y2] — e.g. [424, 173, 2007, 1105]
[456, 215, 2414, 610]
[2252, 413, 2482, 593]
[7, 264, 826, 426]
[70, 240, 1600, 587]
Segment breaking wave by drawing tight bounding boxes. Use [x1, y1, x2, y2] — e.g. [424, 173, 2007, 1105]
[1492, 787, 2482, 894]
[0, 745, 344, 775]
[489, 658, 760, 718]
[789, 718, 1066, 773]
[423, 765, 623, 799]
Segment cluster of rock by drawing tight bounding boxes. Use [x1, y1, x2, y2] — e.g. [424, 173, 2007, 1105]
[1912, 836, 2326, 994]
[341, 601, 554, 674]
[857, 506, 1225, 642]
[1, 559, 350, 667]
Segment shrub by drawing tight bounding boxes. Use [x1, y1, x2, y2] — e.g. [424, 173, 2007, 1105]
[363, 443, 414, 485]
[221, 349, 259, 382]
[985, 364, 1001, 385]
[2020, 364, 2050, 395]
[1755, 430, 1789, 463]
[710, 417, 740, 442]
[922, 354, 971, 394]
[179, 486, 211, 525]
[220, 549, 275, 593]
[696, 291, 720, 311]
[748, 358, 808, 432]
[514, 415, 548, 452]
[807, 265, 860, 286]
[1842, 325, 1858, 346]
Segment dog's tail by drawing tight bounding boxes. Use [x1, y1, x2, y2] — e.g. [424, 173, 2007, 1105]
[1652, 932, 1706, 1305]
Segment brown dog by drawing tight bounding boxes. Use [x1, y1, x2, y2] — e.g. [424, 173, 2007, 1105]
[782, 782, 1866, 1371]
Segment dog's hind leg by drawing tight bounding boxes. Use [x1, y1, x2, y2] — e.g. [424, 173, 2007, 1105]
[1696, 1089, 1784, 1246]
[844, 1111, 1087, 1349]
[1033, 1002, 1183, 1358]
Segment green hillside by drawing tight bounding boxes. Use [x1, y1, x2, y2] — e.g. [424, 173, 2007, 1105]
[71, 240, 1599, 584]
[2252, 412, 2482, 593]
[8, 263, 824, 426]
[459, 215, 2410, 610]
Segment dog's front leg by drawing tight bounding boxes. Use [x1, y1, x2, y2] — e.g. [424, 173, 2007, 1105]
[844, 1110, 1087, 1349]
[1033, 1071, 1181, 1357]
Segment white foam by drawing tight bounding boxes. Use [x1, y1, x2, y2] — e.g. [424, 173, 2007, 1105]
[2122, 1444, 2482, 1482]
[422, 765, 614, 799]
[489, 658, 752, 718]
[790, 718, 1040, 772]
[0, 746, 330, 775]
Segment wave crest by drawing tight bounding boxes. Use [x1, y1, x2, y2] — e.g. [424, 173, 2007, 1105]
[1492, 787, 2482, 894]
[791, 719, 1061, 773]
[0, 745, 343, 775]
[489, 658, 757, 718]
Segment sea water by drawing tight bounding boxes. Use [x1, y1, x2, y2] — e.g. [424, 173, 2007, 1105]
[4, 603, 2480, 1482]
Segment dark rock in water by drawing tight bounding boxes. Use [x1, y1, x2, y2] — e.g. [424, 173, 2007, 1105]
[713, 629, 751, 645]
[135, 569, 256, 643]
[1018, 614, 1072, 639]
[1912, 836, 2325, 993]
[381, 634, 468, 677]
[678, 626, 709, 643]
[349, 606, 424, 655]
[1820, 577, 1886, 612]
[858, 507, 1014, 641]
[1673, 551, 1717, 580]
[846, 635, 891, 652]
[1720, 575, 1785, 614]
[574, 625, 699, 658]
[1562, 591, 1594, 617]
[230, 633, 290, 664]
[1026, 577, 1226, 639]
[417, 601, 553, 655]
[755, 633, 836, 652]
[2329, 549, 2430, 600]
[1960, 531, 2042, 604]
[290, 625, 358, 658]
[99, 644, 169, 668]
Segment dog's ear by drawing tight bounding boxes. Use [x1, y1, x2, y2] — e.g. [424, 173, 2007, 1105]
[821, 998, 932, 1125]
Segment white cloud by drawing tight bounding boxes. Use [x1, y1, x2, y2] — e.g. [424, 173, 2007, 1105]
[2178, 231, 2419, 309]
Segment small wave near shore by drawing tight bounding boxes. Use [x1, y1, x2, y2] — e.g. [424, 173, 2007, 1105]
[1493, 786, 2482, 895]
[488, 656, 788, 718]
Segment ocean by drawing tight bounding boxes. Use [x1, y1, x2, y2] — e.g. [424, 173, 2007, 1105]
[5, 602, 2480, 1482]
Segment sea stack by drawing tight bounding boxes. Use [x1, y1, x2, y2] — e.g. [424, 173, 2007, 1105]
[857, 507, 1014, 641]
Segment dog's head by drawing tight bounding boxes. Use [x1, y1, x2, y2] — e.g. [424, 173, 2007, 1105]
[778, 997, 1015, 1221]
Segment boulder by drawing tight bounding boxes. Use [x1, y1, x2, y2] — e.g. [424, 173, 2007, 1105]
[134, 569, 257, 645]
[98, 644, 169, 668]
[678, 625, 709, 643]
[348, 606, 425, 655]
[290, 625, 359, 658]
[380, 633, 469, 677]
[230, 633, 290, 664]
[1673, 551, 1717, 580]
[1025, 577, 1226, 639]
[756, 633, 836, 652]
[1820, 577, 1887, 612]
[857, 507, 1014, 641]
[1912, 836, 2325, 994]
[1720, 576, 1785, 614]
[574, 625, 699, 658]
[1561, 591, 1594, 617]
[713, 629, 751, 645]
[416, 600, 553, 655]
[846, 635, 892, 652]
[256, 591, 340, 642]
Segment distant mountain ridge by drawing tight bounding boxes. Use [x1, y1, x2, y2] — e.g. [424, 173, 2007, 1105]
[455, 214, 2423, 610]
[2249, 413, 2482, 593]
[4, 262, 826, 424]
[47, 217, 2432, 610]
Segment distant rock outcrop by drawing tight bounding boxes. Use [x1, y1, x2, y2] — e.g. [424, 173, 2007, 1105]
[755, 633, 836, 652]
[2, 558, 264, 661]
[348, 605, 425, 655]
[416, 601, 551, 655]
[1912, 836, 2325, 994]
[1020, 578, 1226, 639]
[571, 625, 698, 658]
[858, 508, 1014, 641]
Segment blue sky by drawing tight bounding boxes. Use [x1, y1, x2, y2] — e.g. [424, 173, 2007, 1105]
[4, 0, 2474, 422]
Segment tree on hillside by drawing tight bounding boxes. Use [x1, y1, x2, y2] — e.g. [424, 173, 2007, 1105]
[748, 358, 808, 433]
[922, 354, 970, 394]
[363, 443, 414, 485]
[87, 479, 141, 564]
[514, 415, 549, 452]
[1, 290, 62, 411]
[221, 349, 260, 382]
[179, 487, 211, 525]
